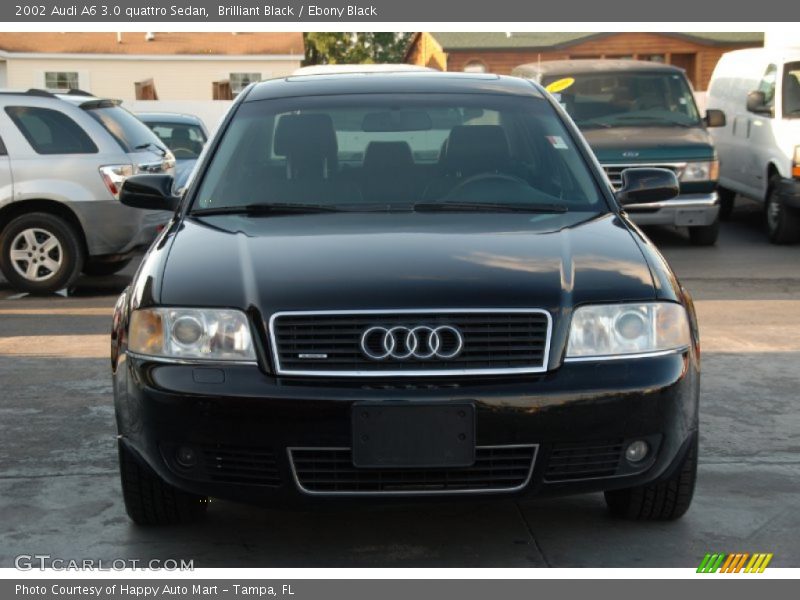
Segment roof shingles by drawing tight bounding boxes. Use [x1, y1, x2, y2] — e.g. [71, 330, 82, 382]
[427, 31, 765, 51]
[0, 32, 304, 56]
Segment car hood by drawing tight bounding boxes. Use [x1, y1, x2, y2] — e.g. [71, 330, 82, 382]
[582, 126, 716, 162]
[158, 211, 655, 315]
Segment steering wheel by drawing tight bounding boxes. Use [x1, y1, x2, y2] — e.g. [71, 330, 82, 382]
[445, 172, 529, 197]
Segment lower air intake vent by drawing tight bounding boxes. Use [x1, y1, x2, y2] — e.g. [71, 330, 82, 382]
[545, 439, 624, 481]
[289, 445, 537, 495]
[164, 443, 281, 486]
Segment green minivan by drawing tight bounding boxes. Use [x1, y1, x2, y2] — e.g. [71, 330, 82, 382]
[513, 59, 726, 245]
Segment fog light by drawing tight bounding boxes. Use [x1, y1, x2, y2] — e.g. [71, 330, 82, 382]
[175, 446, 197, 468]
[625, 440, 649, 463]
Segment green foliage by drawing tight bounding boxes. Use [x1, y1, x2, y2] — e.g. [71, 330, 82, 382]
[304, 33, 413, 66]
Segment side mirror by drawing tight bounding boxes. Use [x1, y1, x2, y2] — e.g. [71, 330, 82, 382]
[616, 168, 679, 206]
[746, 90, 773, 116]
[119, 174, 180, 211]
[705, 109, 726, 128]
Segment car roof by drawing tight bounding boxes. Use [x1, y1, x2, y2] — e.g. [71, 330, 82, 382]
[136, 112, 204, 124]
[244, 71, 545, 102]
[513, 59, 684, 77]
[0, 88, 123, 109]
[293, 64, 434, 75]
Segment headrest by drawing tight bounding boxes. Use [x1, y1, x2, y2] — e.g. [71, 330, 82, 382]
[172, 128, 191, 143]
[362, 141, 414, 171]
[442, 125, 511, 175]
[274, 113, 337, 157]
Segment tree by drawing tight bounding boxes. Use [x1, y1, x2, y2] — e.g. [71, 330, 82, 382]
[304, 33, 413, 66]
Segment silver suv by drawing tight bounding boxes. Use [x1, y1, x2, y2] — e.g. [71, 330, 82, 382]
[0, 89, 175, 293]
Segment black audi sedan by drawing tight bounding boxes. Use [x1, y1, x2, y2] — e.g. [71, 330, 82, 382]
[112, 71, 700, 525]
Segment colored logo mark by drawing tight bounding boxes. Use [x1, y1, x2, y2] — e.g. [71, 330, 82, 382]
[697, 552, 773, 573]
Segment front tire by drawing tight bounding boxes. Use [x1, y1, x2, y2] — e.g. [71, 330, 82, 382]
[718, 187, 736, 221]
[0, 212, 85, 294]
[604, 434, 697, 521]
[118, 441, 208, 526]
[688, 219, 720, 246]
[765, 178, 800, 244]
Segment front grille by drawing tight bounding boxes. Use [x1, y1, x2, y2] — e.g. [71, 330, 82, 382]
[602, 163, 685, 190]
[165, 443, 281, 486]
[289, 445, 537, 495]
[544, 439, 624, 481]
[269, 309, 551, 377]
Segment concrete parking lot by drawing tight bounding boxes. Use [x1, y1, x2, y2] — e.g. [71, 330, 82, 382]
[1, 199, 798, 568]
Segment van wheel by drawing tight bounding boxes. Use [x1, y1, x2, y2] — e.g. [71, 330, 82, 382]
[118, 441, 208, 526]
[688, 219, 720, 246]
[765, 179, 800, 244]
[604, 434, 697, 521]
[718, 187, 736, 221]
[0, 212, 85, 294]
[83, 258, 132, 277]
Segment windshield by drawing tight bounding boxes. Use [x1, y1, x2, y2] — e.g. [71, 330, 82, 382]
[192, 93, 604, 213]
[784, 62, 800, 118]
[542, 71, 702, 129]
[145, 121, 207, 158]
[86, 105, 167, 153]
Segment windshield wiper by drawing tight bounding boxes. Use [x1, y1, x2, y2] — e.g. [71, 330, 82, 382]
[133, 142, 168, 156]
[190, 203, 345, 217]
[413, 201, 568, 213]
[611, 116, 695, 127]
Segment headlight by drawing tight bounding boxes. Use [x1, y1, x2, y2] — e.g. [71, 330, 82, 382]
[566, 302, 691, 360]
[129, 308, 256, 362]
[680, 160, 719, 182]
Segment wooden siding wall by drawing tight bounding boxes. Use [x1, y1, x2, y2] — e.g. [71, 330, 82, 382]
[408, 33, 762, 90]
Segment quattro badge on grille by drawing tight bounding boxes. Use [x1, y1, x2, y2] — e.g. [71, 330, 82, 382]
[359, 325, 464, 361]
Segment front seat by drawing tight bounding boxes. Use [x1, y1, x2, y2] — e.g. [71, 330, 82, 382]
[360, 141, 416, 204]
[268, 113, 362, 205]
[424, 125, 513, 199]
[273, 113, 339, 180]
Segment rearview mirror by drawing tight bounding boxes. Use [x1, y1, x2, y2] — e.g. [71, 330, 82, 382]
[119, 174, 180, 211]
[746, 90, 773, 116]
[615, 168, 679, 206]
[705, 109, 726, 128]
[361, 110, 433, 132]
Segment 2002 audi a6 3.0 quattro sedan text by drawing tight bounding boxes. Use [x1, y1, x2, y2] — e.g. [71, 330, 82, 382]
[111, 72, 700, 525]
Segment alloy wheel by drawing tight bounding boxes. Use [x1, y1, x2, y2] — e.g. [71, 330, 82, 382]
[9, 228, 63, 282]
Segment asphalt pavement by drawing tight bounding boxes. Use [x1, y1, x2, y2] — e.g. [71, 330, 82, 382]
[1, 198, 798, 568]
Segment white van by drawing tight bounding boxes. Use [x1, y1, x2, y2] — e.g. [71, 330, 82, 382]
[706, 47, 800, 243]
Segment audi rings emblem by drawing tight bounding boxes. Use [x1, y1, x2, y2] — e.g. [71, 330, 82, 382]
[360, 325, 464, 361]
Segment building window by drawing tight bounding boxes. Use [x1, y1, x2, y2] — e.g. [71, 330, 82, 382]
[44, 71, 79, 91]
[641, 54, 666, 63]
[463, 60, 487, 74]
[229, 72, 261, 96]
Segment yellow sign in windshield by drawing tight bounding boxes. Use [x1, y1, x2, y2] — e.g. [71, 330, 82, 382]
[545, 77, 575, 93]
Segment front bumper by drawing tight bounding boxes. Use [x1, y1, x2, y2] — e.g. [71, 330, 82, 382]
[114, 350, 699, 506]
[624, 192, 719, 227]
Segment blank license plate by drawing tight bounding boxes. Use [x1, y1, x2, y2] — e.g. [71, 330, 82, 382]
[352, 403, 475, 468]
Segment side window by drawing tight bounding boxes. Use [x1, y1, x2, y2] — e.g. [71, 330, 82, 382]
[757, 64, 778, 110]
[4, 106, 98, 154]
